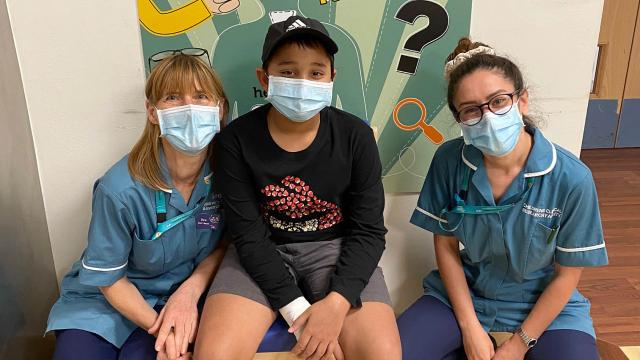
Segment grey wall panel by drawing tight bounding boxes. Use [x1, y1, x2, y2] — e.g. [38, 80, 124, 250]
[616, 98, 640, 148]
[0, 1, 59, 359]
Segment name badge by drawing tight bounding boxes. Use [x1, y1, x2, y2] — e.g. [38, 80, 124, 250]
[196, 195, 222, 230]
[196, 212, 220, 230]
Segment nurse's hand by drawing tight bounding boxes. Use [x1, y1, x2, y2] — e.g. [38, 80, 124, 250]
[156, 332, 192, 360]
[462, 323, 495, 360]
[289, 292, 349, 360]
[492, 335, 526, 360]
[149, 283, 200, 357]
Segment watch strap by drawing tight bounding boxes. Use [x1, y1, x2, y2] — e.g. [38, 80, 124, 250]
[515, 327, 537, 349]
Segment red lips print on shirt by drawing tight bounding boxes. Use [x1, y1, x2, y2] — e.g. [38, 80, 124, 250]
[260, 176, 343, 232]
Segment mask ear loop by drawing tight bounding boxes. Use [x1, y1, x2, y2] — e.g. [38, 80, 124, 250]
[213, 100, 226, 127]
[154, 106, 166, 137]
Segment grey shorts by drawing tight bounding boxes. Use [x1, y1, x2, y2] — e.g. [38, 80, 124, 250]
[208, 238, 392, 307]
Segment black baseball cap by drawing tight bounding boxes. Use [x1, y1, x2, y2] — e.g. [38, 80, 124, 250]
[261, 16, 339, 64]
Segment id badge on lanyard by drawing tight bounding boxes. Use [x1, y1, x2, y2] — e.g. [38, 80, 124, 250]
[152, 186, 210, 240]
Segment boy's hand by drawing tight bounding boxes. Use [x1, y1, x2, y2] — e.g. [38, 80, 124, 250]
[289, 292, 350, 360]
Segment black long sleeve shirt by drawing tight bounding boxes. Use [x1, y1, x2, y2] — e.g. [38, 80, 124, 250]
[214, 104, 387, 309]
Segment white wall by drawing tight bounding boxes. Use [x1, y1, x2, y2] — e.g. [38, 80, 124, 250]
[7, 0, 147, 281]
[6, 0, 603, 313]
[470, 0, 603, 153]
[0, 1, 58, 357]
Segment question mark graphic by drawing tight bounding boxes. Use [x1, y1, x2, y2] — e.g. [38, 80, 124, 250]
[395, 0, 449, 75]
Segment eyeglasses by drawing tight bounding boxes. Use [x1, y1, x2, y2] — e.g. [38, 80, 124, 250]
[455, 90, 521, 126]
[147, 48, 211, 72]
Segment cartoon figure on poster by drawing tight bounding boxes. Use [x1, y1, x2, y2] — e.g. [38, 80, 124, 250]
[138, 0, 242, 36]
[138, 0, 472, 192]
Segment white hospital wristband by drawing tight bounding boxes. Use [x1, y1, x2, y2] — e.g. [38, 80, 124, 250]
[279, 296, 311, 339]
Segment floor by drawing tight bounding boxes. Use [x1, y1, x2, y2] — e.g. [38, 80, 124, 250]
[579, 148, 640, 347]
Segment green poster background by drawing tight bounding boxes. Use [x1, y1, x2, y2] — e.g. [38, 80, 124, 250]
[138, 0, 471, 192]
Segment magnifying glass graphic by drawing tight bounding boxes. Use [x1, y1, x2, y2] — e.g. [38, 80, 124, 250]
[393, 98, 444, 144]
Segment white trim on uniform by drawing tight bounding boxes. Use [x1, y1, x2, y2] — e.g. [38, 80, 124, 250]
[525, 132, 557, 178]
[556, 242, 606, 253]
[159, 188, 172, 193]
[461, 130, 557, 178]
[82, 258, 128, 272]
[415, 206, 448, 223]
[461, 148, 478, 171]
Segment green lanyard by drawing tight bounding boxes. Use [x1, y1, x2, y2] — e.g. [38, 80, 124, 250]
[152, 186, 210, 240]
[438, 166, 534, 232]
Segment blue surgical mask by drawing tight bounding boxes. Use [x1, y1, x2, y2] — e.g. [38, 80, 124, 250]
[266, 76, 333, 122]
[156, 104, 220, 156]
[460, 103, 524, 157]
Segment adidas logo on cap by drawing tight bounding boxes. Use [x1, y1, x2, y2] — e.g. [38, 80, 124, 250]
[286, 19, 307, 32]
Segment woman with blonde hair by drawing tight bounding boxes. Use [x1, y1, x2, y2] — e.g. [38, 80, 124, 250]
[46, 50, 228, 360]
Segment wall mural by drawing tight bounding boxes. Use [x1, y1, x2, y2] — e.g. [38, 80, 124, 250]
[137, 0, 471, 192]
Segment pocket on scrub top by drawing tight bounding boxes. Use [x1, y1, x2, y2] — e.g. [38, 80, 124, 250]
[131, 232, 166, 275]
[460, 215, 491, 264]
[522, 222, 556, 275]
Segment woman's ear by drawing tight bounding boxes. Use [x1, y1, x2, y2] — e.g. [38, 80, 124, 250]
[518, 89, 529, 116]
[146, 100, 159, 125]
[256, 68, 269, 93]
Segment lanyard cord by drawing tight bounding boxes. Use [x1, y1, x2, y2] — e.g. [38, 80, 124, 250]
[155, 191, 167, 223]
[438, 167, 534, 232]
[152, 185, 210, 240]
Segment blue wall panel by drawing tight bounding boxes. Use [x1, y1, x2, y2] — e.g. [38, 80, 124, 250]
[582, 99, 619, 149]
[616, 98, 640, 148]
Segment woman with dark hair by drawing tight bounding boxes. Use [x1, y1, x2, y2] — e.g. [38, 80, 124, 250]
[398, 38, 607, 360]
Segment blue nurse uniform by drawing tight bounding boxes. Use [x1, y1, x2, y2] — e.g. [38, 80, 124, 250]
[409, 128, 608, 337]
[46, 151, 224, 348]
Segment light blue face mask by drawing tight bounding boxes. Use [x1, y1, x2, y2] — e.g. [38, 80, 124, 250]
[266, 76, 333, 122]
[156, 104, 220, 156]
[460, 103, 524, 157]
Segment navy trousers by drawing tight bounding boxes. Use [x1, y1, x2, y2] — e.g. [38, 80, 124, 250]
[398, 295, 599, 360]
[53, 305, 165, 360]
[53, 327, 156, 360]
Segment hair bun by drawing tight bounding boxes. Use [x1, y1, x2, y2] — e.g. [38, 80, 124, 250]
[446, 37, 491, 63]
[448, 38, 473, 62]
[444, 38, 494, 79]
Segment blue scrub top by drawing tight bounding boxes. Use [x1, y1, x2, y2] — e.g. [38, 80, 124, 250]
[410, 128, 607, 338]
[46, 151, 224, 347]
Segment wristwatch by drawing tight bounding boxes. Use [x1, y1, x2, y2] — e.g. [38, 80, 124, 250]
[515, 328, 537, 349]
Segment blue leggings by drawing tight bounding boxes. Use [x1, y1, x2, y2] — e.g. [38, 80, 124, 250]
[397, 296, 599, 360]
[53, 327, 156, 360]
